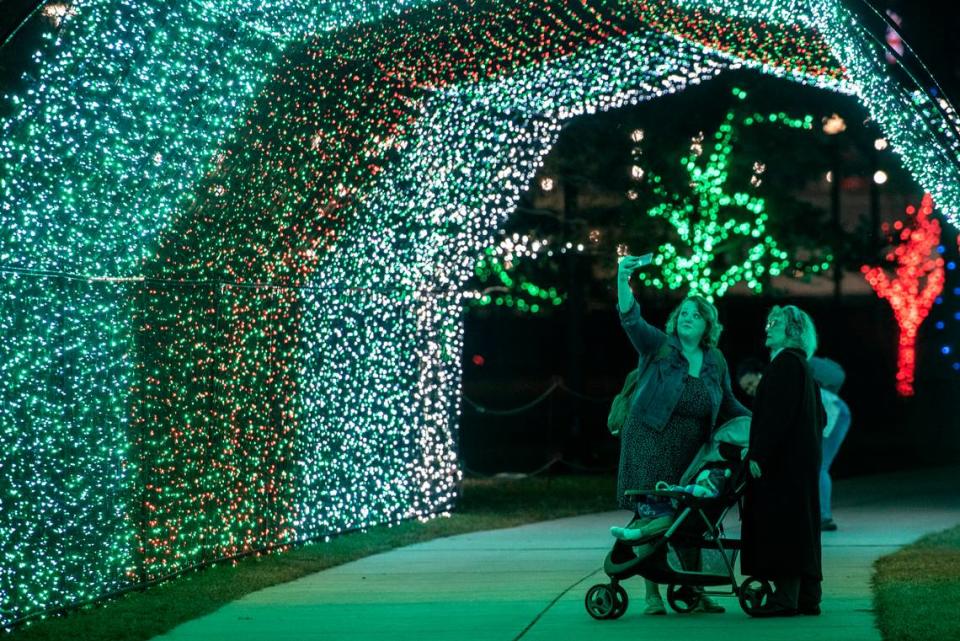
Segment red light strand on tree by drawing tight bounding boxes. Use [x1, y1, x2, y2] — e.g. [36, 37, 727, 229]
[861, 193, 945, 396]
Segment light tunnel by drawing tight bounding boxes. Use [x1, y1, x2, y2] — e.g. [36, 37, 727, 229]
[0, 0, 958, 626]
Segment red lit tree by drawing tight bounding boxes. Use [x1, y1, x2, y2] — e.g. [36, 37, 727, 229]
[861, 193, 945, 396]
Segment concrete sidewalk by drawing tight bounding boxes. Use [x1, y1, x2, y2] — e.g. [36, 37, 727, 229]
[154, 467, 960, 641]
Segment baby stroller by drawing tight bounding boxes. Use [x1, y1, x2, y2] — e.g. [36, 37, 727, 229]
[584, 417, 773, 619]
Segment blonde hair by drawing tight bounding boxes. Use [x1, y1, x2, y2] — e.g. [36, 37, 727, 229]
[666, 295, 723, 349]
[768, 305, 817, 359]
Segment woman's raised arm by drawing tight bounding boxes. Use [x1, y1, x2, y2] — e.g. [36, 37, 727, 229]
[617, 256, 665, 355]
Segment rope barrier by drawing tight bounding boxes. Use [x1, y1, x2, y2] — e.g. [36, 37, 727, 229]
[461, 378, 561, 416]
[462, 376, 614, 415]
[555, 380, 615, 403]
[460, 455, 562, 479]
[460, 456, 616, 479]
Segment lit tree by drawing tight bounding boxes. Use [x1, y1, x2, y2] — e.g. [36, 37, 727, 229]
[465, 233, 566, 314]
[861, 193, 945, 396]
[633, 89, 828, 301]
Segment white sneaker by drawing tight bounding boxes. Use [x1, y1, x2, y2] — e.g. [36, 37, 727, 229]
[644, 594, 667, 615]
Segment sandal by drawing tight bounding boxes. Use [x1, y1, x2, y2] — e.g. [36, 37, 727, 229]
[694, 595, 726, 613]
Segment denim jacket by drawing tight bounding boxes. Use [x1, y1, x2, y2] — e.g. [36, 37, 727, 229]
[620, 302, 748, 433]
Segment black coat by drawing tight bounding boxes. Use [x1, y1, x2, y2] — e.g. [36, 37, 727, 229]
[741, 348, 825, 580]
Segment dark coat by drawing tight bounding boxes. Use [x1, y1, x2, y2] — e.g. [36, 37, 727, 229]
[741, 348, 826, 580]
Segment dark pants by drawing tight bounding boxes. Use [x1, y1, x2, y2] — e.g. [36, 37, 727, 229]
[773, 576, 822, 608]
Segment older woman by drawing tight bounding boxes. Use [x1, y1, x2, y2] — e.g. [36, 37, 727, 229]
[613, 255, 749, 614]
[742, 305, 826, 617]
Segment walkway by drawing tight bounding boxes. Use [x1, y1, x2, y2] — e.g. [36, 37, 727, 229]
[154, 466, 960, 641]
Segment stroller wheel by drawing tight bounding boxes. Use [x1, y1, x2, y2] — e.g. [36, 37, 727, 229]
[666, 584, 701, 613]
[585, 583, 628, 620]
[738, 576, 773, 616]
[610, 583, 629, 619]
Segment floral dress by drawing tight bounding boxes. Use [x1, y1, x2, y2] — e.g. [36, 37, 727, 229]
[617, 375, 712, 510]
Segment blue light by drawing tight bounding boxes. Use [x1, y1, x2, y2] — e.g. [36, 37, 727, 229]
[949, 261, 957, 270]
[936, 321, 945, 329]
[942, 346, 952, 355]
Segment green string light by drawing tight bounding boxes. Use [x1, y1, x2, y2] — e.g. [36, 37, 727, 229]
[634, 88, 821, 301]
[466, 234, 565, 313]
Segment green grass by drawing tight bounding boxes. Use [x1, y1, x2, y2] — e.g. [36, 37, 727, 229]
[873, 524, 960, 641]
[9, 475, 617, 641]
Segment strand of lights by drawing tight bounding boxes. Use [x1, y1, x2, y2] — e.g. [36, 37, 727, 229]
[1, 0, 957, 626]
[930, 238, 960, 373]
[861, 194, 945, 397]
[808, 0, 960, 222]
[633, 0, 847, 86]
[632, 88, 825, 301]
[672, 0, 819, 26]
[0, 0, 464, 625]
[465, 234, 565, 313]
[126, 0, 736, 603]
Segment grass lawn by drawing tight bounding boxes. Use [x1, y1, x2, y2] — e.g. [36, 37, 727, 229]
[10, 475, 617, 641]
[873, 524, 960, 641]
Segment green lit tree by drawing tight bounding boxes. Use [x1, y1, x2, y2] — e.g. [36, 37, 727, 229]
[465, 236, 566, 314]
[633, 89, 831, 301]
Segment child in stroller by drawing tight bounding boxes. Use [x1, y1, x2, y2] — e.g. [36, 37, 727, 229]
[585, 416, 775, 619]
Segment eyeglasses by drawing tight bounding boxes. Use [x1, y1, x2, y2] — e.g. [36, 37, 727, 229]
[765, 318, 783, 330]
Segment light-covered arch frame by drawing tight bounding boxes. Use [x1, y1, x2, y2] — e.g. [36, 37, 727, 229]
[0, 0, 956, 626]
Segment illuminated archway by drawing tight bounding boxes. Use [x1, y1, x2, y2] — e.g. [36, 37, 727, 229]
[1, 0, 957, 625]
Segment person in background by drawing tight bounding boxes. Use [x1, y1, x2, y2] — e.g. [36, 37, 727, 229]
[735, 357, 765, 401]
[741, 305, 825, 617]
[809, 357, 851, 531]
